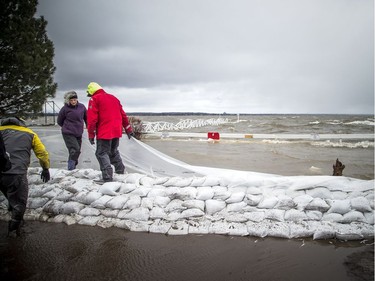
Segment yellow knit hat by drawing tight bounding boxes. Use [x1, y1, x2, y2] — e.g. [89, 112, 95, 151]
[87, 82, 103, 96]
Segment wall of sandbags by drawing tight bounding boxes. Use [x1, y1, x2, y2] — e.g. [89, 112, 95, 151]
[0, 168, 373, 240]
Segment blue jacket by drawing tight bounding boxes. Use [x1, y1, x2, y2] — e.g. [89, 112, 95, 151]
[57, 102, 87, 137]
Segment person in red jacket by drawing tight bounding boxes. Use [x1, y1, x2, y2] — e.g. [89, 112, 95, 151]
[86, 82, 134, 182]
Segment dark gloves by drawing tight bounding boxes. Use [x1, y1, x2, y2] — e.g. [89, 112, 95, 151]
[40, 168, 50, 183]
[127, 132, 135, 139]
[1, 152, 11, 172]
[89, 138, 95, 145]
[4, 160, 11, 172]
[1, 156, 11, 172]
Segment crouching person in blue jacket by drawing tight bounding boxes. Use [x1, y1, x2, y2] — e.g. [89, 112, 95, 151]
[0, 117, 50, 237]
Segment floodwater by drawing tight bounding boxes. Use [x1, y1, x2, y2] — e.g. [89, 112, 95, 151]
[142, 137, 374, 179]
[31, 123, 374, 180]
[0, 221, 373, 281]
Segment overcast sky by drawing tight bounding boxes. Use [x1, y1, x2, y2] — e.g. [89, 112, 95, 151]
[37, 0, 374, 114]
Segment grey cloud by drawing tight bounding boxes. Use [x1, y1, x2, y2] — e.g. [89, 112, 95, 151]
[37, 0, 373, 113]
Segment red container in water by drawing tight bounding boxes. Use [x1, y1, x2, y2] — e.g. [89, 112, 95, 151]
[207, 132, 220, 140]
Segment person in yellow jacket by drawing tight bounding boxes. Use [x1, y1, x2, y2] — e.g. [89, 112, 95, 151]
[0, 117, 50, 236]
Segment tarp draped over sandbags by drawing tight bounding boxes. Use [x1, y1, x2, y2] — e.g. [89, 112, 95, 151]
[0, 167, 373, 241]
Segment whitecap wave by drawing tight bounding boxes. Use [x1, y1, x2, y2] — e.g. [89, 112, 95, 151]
[326, 120, 343, 125]
[345, 120, 375, 126]
[311, 140, 374, 149]
[262, 139, 296, 145]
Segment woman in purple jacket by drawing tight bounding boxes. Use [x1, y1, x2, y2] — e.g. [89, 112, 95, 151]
[57, 91, 87, 170]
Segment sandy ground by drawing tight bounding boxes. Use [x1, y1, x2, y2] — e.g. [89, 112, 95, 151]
[0, 221, 373, 281]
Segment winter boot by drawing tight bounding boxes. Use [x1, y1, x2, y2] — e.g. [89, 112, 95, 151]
[68, 160, 76, 170]
[8, 219, 21, 237]
[113, 162, 125, 175]
[94, 178, 113, 184]
[101, 168, 113, 182]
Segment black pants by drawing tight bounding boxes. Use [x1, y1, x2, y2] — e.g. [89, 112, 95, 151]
[62, 134, 82, 164]
[0, 173, 28, 221]
[96, 138, 125, 180]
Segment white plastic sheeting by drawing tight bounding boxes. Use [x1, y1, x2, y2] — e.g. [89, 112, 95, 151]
[119, 137, 203, 177]
[120, 137, 280, 180]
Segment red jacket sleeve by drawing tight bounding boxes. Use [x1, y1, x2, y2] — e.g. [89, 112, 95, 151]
[121, 107, 133, 134]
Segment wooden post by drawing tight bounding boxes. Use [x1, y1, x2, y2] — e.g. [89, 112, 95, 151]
[333, 158, 345, 176]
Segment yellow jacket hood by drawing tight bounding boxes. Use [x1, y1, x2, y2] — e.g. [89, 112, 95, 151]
[87, 82, 103, 96]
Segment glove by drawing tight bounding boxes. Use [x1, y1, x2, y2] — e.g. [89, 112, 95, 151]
[1, 152, 11, 172]
[4, 160, 11, 172]
[40, 168, 50, 183]
[127, 132, 135, 139]
[89, 138, 95, 145]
